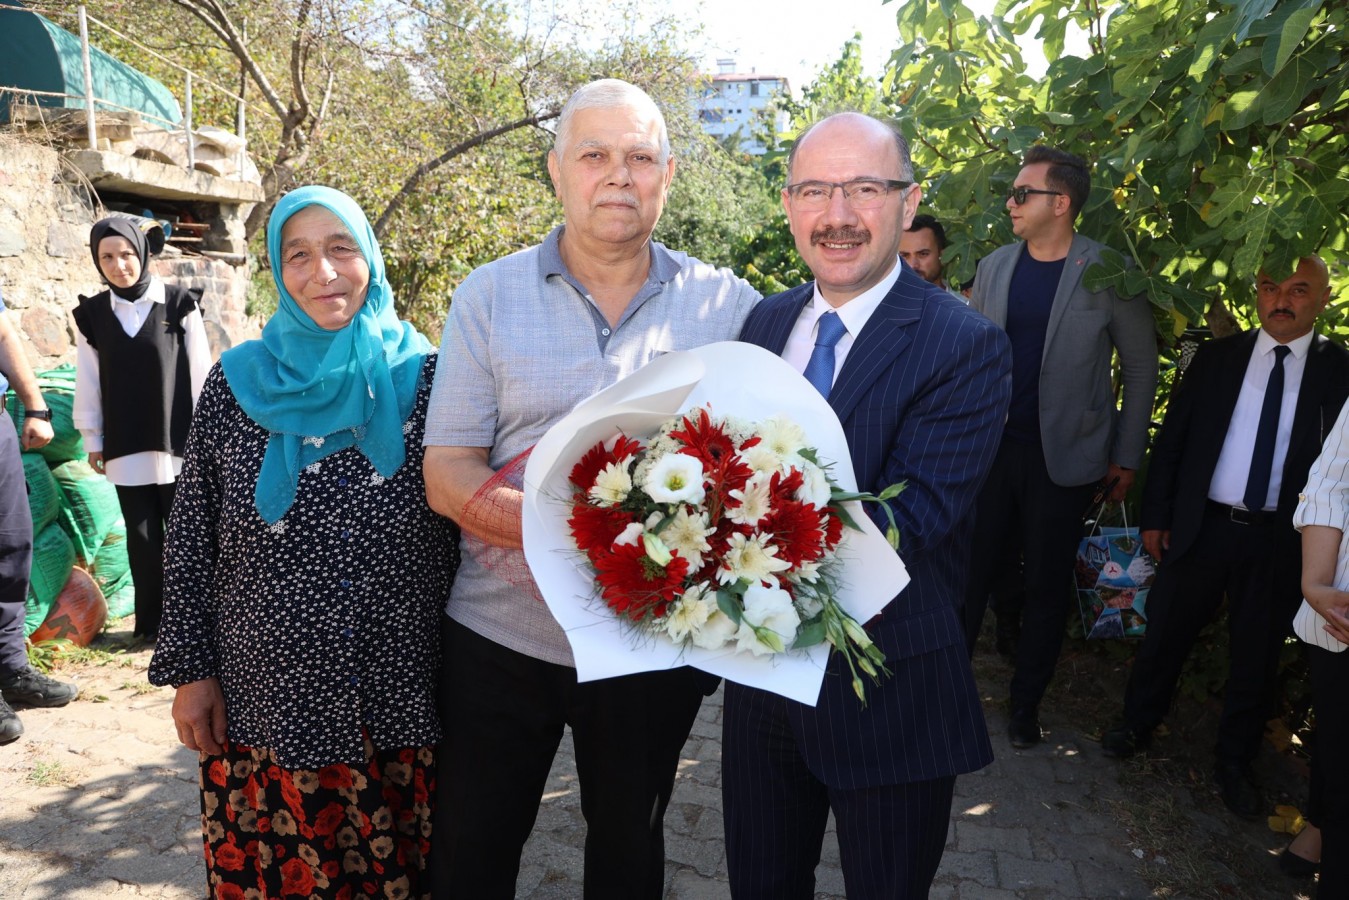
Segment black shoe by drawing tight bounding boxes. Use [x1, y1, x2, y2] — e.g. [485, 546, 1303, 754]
[1101, 722, 1150, 758]
[1213, 761, 1262, 818]
[0, 694, 21, 744]
[1008, 706, 1042, 748]
[1278, 847, 1319, 878]
[0, 665, 78, 708]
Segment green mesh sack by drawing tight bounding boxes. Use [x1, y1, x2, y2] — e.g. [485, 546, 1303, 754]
[22, 451, 61, 532]
[51, 459, 121, 564]
[103, 572, 135, 620]
[6, 363, 85, 465]
[25, 522, 76, 635]
[90, 521, 134, 618]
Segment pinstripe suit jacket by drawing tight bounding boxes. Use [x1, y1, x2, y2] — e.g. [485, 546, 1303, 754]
[737, 265, 1011, 787]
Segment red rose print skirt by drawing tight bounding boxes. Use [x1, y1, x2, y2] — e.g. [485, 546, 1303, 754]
[197, 739, 435, 900]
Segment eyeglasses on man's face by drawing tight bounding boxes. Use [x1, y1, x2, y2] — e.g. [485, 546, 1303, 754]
[1006, 186, 1063, 206]
[786, 179, 913, 210]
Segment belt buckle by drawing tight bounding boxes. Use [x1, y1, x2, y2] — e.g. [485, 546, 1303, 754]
[1229, 506, 1256, 525]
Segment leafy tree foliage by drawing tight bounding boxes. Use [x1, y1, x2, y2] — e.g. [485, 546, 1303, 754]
[886, 0, 1349, 339]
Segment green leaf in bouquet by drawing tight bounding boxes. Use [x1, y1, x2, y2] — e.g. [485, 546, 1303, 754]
[793, 620, 827, 648]
[716, 587, 744, 625]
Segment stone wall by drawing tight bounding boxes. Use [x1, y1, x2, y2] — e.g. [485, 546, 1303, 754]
[0, 135, 259, 370]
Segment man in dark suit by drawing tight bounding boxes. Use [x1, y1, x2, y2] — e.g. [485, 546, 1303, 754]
[723, 112, 1012, 898]
[1101, 254, 1349, 819]
[965, 146, 1158, 748]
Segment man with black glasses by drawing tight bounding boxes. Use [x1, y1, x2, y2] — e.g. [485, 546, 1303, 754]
[964, 146, 1157, 748]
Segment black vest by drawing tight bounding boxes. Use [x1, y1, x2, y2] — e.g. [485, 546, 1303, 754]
[73, 284, 202, 462]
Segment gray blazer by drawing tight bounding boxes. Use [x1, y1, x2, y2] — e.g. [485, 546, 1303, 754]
[971, 233, 1158, 486]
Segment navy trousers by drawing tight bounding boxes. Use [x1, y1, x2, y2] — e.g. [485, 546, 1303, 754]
[0, 417, 32, 675]
[113, 480, 177, 637]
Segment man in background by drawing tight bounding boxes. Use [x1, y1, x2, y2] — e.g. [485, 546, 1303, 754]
[0, 286, 77, 744]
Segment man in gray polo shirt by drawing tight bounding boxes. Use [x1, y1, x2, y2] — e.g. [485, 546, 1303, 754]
[423, 79, 759, 898]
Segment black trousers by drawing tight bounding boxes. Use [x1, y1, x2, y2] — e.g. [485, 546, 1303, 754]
[0, 418, 32, 674]
[431, 616, 710, 900]
[1118, 508, 1301, 763]
[113, 480, 176, 637]
[1307, 644, 1349, 898]
[963, 439, 1096, 709]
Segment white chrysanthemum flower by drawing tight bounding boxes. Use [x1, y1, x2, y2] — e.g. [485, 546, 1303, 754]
[788, 560, 823, 585]
[758, 415, 808, 459]
[743, 443, 784, 476]
[644, 454, 706, 504]
[728, 473, 773, 526]
[690, 608, 738, 650]
[743, 583, 802, 642]
[613, 522, 644, 547]
[717, 532, 791, 585]
[664, 584, 714, 643]
[662, 507, 713, 570]
[588, 459, 633, 507]
[793, 458, 833, 508]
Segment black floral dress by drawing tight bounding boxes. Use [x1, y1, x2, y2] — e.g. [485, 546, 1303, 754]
[150, 355, 457, 900]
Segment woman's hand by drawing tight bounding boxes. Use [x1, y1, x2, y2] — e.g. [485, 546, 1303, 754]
[172, 677, 227, 754]
[1304, 584, 1349, 646]
[87, 451, 105, 473]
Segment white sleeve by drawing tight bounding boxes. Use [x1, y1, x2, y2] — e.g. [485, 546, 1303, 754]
[72, 325, 104, 452]
[182, 305, 212, 405]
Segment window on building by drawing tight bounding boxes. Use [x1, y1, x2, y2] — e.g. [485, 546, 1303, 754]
[750, 82, 759, 97]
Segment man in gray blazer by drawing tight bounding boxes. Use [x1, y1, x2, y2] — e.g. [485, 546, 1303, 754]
[965, 146, 1157, 747]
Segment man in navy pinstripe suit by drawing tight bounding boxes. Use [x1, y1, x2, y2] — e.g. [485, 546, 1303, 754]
[723, 113, 1013, 898]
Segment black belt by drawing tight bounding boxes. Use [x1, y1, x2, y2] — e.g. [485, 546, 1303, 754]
[1206, 500, 1278, 526]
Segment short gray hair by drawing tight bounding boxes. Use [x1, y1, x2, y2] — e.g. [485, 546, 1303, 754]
[786, 112, 913, 183]
[554, 79, 671, 162]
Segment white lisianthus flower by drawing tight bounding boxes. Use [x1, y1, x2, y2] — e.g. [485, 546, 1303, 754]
[588, 459, 633, 507]
[613, 522, 644, 547]
[644, 453, 706, 504]
[665, 584, 714, 643]
[662, 507, 713, 571]
[691, 608, 738, 650]
[728, 472, 773, 526]
[732, 619, 774, 656]
[742, 583, 802, 649]
[758, 415, 808, 459]
[717, 532, 791, 585]
[743, 443, 784, 476]
[793, 458, 833, 508]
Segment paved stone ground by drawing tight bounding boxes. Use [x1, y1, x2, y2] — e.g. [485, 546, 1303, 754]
[0, 620, 1314, 899]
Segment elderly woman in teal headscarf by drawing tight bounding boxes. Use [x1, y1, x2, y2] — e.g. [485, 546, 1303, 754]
[149, 186, 458, 900]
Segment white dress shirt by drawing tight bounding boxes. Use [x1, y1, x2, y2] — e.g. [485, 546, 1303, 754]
[1207, 328, 1315, 510]
[72, 277, 212, 486]
[783, 257, 903, 386]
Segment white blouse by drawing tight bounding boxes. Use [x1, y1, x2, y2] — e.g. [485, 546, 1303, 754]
[1291, 398, 1349, 652]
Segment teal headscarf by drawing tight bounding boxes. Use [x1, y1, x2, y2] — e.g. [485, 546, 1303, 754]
[220, 186, 431, 523]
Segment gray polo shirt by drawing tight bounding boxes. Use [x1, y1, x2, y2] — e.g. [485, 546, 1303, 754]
[425, 226, 760, 666]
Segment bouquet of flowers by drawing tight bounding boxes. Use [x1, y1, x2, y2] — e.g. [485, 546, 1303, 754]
[565, 405, 897, 702]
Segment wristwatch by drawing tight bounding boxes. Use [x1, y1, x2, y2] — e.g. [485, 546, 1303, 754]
[23, 409, 53, 421]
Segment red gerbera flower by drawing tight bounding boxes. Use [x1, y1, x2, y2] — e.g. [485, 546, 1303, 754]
[568, 503, 636, 555]
[768, 468, 805, 504]
[669, 408, 736, 469]
[822, 509, 845, 549]
[593, 542, 690, 621]
[569, 435, 644, 490]
[761, 499, 828, 567]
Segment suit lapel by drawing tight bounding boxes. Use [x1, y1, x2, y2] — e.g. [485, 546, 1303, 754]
[828, 271, 923, 424]
[754, 286, 811, 355]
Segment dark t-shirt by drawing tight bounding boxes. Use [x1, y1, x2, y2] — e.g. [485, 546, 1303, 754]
[1003, 247, 1066, 445]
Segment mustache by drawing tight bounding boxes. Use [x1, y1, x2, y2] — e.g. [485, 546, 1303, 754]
[811, 226, 870, 246]
[595, 192, 638, 207]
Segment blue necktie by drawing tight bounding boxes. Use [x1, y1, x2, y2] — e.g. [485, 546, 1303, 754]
[1243, 344, 1291, 512]
[803, 311, 847, 398]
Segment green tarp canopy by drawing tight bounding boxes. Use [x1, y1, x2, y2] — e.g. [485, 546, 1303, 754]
[0, 1, 180, 127]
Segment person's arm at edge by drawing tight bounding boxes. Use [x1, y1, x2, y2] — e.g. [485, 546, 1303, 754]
[72, 324, 105, 469]
[183, 302, 212, 405]
[0, 310, 53, 449]
[1301, 525, 1349, 646]
[424, 445, 523, 549]
[1106, 279, 1159, 501]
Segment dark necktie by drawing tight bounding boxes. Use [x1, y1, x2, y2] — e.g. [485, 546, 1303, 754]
[803, 311, 847, 398]
[1243, 344, 1292, 512]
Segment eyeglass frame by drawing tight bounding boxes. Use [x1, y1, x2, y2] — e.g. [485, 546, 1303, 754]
[784, 178, 914, 210]
[1006, 186, 1064, 206]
